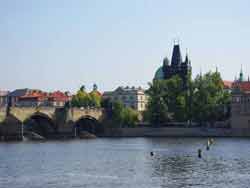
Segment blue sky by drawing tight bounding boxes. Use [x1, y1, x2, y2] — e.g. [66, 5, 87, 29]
[0, 0, 250, 92]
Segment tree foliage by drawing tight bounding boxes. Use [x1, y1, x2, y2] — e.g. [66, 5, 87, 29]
[145, 72, 231, 126]
[71, 85, 101, 108]
[104, 101, 139, 127]
[191, 72, 231, 124]
[145, 75, 186, 125]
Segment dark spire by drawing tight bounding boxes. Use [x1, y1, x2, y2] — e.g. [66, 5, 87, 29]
[185, 52, 189, 64]
[171, 44, 182, 67]
[239, 65, 243, 82]
[163, 56, 169, 67]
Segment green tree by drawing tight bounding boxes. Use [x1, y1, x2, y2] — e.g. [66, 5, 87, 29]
[164, 75, 186, 121]
[112, 101, 124, 127]
[191, 71, 231, 125]
[89, 91, 101, 107]
[145, 75, 186, 125]
[71, 85, 102, 108]
[145, 71, 231, 126]
[122, 107, 139, 127]
[109, 101, 139, 127]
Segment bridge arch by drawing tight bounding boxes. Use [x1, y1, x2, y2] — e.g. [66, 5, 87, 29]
[73, 115, 104, 136]
[23, 112, 57, 138]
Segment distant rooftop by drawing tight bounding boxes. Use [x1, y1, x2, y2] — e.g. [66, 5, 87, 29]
[232, 81, 250, 92]
[223, 81, 233, 89]
[115, 86, 143, 91]
[0, 90, 9, 97]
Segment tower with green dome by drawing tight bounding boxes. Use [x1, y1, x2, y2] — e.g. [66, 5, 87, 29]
[154, 66, 164, 80]
[154, 43, 192, 89]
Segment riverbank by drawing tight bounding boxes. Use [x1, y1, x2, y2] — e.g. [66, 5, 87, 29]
[2, 127, 250, 141]
[102, 127, 250, 137]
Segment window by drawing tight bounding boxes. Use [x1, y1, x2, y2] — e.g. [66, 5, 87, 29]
[241, 97, 244, 104]
[236, 97, 240, 103]
[141, 103, 144, 108]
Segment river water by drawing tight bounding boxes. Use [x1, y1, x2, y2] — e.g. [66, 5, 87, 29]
[0, 138, 250, 188]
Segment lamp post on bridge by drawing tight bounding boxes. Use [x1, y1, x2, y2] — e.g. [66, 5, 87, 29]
[74, 126, 77, 138]
[21, 122, 24, 141]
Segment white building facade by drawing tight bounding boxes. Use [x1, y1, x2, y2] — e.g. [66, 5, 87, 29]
[103, 86, 148, 112]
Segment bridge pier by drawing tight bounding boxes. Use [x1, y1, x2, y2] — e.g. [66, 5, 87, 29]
[1, 115, 23, 141]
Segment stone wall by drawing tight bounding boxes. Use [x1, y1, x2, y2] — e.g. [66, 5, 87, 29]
[231, 114, 250, 129]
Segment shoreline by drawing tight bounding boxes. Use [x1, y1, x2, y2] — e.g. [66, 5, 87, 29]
[1, 127, 250, 141]
[102, 127, 250, 137]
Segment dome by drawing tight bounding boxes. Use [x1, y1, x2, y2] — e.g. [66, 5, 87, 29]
[154, 66, 164, 80]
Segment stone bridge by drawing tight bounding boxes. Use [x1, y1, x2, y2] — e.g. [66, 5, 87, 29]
[0, 107, 105, 140]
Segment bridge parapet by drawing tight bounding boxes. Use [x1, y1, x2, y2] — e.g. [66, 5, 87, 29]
[2, 107, 105, 123]
[9, 107, 56, 122]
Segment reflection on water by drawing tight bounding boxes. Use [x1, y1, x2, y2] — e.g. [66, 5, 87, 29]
[0, 138, 250, 188]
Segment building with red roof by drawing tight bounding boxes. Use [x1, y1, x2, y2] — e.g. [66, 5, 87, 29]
[48, 91, 70, 107]
[18, 90, 48, 107]
[222, 80, 233, 93]
[14, 89, 70, 107]
[232, 81, 250, 92]
[223, 81, 233, 90]
[231, 69, 250, 129]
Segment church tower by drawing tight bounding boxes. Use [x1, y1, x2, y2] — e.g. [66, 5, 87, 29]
[154, 42, 192, 89]
[171, 44, 183, 68]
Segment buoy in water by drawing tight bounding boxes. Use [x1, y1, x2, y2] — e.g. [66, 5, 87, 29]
[207, 139, 211, 147]
[210, 138, 214, 144]
[207, 139, 211, 150]
[198, 149, 202, 158]
[206, 145, 210, 151]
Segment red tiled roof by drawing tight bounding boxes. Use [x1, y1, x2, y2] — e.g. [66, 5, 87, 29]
[232, 81, 250, 92]
[19, 91, 47, 101]
[223, 80, 233, 89]
[48, 91, 69, 102]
